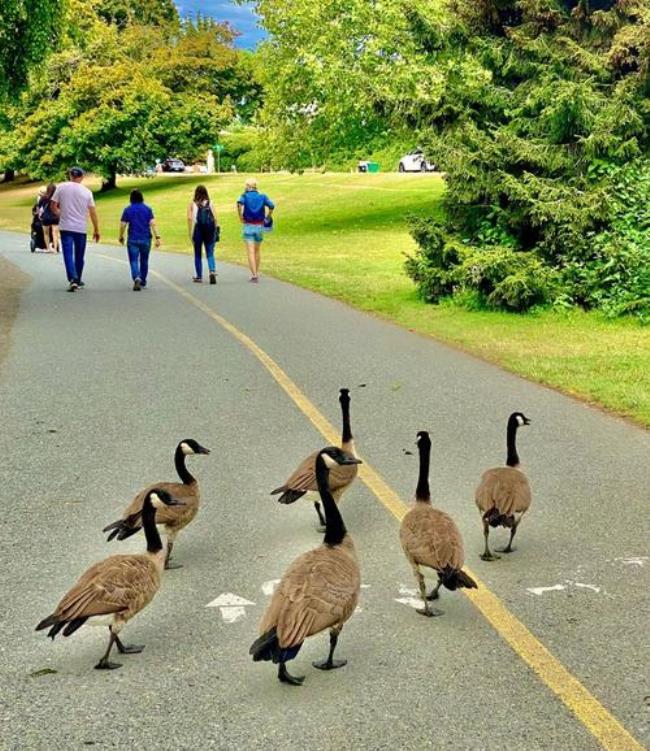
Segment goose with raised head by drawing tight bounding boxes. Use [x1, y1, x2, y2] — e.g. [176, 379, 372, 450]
[400, 431, 477, 617]
[271, 389, 358, 528]
[475, 412, 532, 561]
[36, 489, 183, 670]
[103, 439, 210, 569]
[251, 446, 362, 686]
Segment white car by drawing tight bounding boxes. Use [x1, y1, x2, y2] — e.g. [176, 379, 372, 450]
[398, 149, 436, 173]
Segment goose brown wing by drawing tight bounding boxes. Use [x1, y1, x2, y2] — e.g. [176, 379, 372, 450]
[273, 451, 319, 494]
[259, 548, 360, 648]
[117, 481, 197, 527]
[400, 506, 464, 571]
[475, 468, 531, 515]
[53, 555, 160, 622]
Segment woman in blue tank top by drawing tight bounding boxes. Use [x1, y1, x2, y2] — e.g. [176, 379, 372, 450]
[236, 178, 275, 283]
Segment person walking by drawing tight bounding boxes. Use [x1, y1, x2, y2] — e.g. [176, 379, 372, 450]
[237, 177, 275, 283]
[40, 183, 60, 253]
[51, 167, 100, 292]
[119, 189, 161, 291]
[187, 185, 218, 285]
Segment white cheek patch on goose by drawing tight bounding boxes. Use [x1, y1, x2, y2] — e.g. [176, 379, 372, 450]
[516, 415, 525, 426]
[150, 493, 163, 509]
[180, 442, 192, 455]
[322, 454, 337, 469]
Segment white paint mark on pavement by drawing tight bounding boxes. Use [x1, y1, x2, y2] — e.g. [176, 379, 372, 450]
[261, 579, 281, 596]
[206, 592, 256, 623]
[615, 556, 648, 567]
[572, 582, 601, 593]
[526, 584, 567, 596]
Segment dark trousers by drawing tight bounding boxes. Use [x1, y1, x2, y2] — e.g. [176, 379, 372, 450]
[193, 230, 216, 278]
[127, 239, 151, 283]
[60, 230, 87, 282]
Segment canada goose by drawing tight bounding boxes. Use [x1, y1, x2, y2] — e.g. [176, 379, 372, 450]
[103, 439, 210, 569]
[400, 431, 477, 617]
[36, 488, 183, 670]
[271, 389, 358, 527]
[475, 412, 532, 561]
[250, 446, 362, 686]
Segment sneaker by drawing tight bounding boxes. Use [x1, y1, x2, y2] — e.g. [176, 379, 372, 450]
[67, 281, 78, 292]
[249, 276, 259, 283]
[77, 280, 85, 288]
[140, 281, 147, 289]
[209, 273, 216, 285]
[192, 277, 203, 283]
[133, 278, 142, 291]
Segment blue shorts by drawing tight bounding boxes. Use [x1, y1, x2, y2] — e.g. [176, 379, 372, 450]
[243, 224, 264, 243]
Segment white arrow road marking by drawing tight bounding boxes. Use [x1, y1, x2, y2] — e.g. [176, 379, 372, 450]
[206, 593, 255, 608]
[573, 582, 600, 593]
[526, 584, 567, 596]
[206, 592, 256, 623]
[261, 579, 281, 596]
[395, 586, 423, 609]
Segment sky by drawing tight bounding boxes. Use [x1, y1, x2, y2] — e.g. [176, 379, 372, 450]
[175, 1, 266, 49]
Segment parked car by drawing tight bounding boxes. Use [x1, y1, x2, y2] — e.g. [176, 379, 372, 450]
[398, 149, 436, 173]
[162, 158, 186, 173]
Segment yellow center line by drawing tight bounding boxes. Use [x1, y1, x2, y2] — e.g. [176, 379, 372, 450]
[99, 255, 643, 751]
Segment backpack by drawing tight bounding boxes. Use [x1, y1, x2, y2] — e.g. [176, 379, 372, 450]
[196, 201, 219, 241]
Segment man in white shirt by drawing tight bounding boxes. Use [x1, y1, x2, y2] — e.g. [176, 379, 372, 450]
[51, 167, 100, 292]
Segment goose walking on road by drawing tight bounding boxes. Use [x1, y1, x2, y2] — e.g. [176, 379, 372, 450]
[272, 389, 359, 528]
[103, 439, 210, 569]
[36, 489, 183, 670]
[475, 412, 532, 561]
[251, 447, 362, 686]
[400, 431, 477, 617]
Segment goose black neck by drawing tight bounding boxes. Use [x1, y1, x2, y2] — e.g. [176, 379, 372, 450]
[174, 445, 195, 485]
[506, 419, 520, 467]
[416, 440, 431, 502]
[316, 456, 347, 547]
[142, 498, 163, 554]
[340, 396, 353, 445]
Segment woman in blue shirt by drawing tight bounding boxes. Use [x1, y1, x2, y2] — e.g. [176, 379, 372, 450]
[236, 178, 275, 283]
[119, 189, 160, 291]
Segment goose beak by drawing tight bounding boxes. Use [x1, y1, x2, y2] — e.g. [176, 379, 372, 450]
[524, 418, 531, 425]
[197, 446, 211, 454]
[342, 457, 362, 465]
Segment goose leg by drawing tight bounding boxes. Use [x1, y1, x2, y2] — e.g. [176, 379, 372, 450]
[313, 627, 347, 670]
[115, 635, 145, 654]
[164, 540, 182, 570]
[415, 568, 443, 617]
[498, 522, 519, 554]
[314, 501, 326, 530]
[278, 662, 305, 686]
[480, 519, 500, 561]
[427, 575, 443, 601]
[95, 629, 122, 670]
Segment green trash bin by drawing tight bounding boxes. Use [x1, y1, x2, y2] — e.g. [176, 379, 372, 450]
[367, 161, 380, 173]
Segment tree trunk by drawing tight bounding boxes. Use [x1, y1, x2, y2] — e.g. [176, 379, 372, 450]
[101, 167, 117, 192]
[2, 169, 15, 183]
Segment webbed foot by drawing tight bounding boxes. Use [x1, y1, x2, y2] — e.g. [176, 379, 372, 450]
[313, 657, 347, 671]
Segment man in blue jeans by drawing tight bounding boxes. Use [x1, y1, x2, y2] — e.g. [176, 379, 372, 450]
[119, 189, 161, 290]
[237, 177, 275, 283]
[51, 167, 100, 292]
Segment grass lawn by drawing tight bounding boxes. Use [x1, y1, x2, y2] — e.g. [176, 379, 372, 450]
[1, 172, 648, 426]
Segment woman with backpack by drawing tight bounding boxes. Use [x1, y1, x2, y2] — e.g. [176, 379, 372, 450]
[187, 184, 219, 285]
[39, 183, 60, 253]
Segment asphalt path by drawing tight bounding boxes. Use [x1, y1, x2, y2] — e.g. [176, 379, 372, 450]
[0, 230, 648, 750]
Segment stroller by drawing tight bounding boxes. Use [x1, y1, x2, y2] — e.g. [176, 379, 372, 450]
[30, 203, 47, 252]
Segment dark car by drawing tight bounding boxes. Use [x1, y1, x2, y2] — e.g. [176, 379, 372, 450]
[162, 158, 186, 173]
